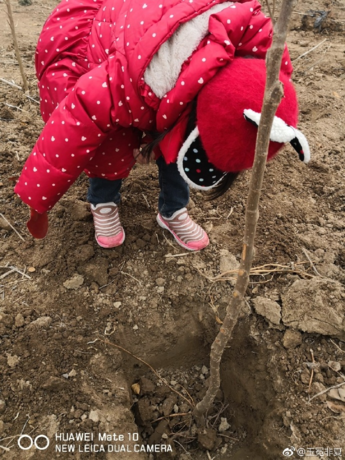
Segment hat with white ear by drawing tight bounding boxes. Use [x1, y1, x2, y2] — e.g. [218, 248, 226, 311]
[243, 109, 310, 163]
[176, 57, 311, 190]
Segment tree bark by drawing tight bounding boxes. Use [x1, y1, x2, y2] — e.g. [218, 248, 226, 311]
[193, 0, 296, 425]
[5, 0, 29, 92]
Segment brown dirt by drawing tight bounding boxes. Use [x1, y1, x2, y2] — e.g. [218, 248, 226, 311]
[0, 1, 345, 459]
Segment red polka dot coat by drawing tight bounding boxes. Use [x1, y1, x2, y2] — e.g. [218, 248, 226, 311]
[14, 0, 293, 213]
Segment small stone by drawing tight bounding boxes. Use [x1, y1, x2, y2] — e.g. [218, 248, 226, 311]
[299, 40, 309, 47]
[27, 316, 52, 329]
[173, 405, 179, 413]
[15, 313, 25, 328]
[69, 369, 77, 378]
[0, 400, 6, 413]
[314, 372, 324, 383]
[218, 417, 231, 432]
[157, 286, 164, 294]
[156, 278, 165, 286]
[253, 297, 281, 325]
[63, 274, 84, 290]
[300, 371, 310, 385]
[113, 302, 122, 308]
[328, 361, 341, 372]
[221, 445, 228, 455]
[0, 216, 11, 230]
[219, 250, 239, 274]
[197, 428, 217, 450]
[328, 388, 345, 402]
[132, 383, 141, 395]
[28, 267, 36, 273]
[162, 396, 177, 417]
[133, 325, 139, 330]
[282, 329, 302, 349]
[7, 354, 20, 368]
[42, 377, 68, 392]
[201, 365, 208, 375]
[89, 410, 100, 423]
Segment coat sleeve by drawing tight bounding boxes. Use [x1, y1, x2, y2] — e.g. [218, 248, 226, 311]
[15, 55, 131, 214]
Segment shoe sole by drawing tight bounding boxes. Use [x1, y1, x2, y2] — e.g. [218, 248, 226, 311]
[156, 214, 207, 251]
[95, 228, 125, 249]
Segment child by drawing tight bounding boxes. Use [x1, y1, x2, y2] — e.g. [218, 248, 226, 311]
[14, 0, 310, 250]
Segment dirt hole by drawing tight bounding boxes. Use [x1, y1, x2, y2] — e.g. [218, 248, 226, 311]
[125, 319, 285, 459]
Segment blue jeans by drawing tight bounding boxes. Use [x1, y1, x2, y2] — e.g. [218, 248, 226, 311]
[87, 156, 189, 218]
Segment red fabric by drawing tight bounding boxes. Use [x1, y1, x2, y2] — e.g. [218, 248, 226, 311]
[197, 57, 298, 172]
[27, 209, 48, 239]
[14, 0, 290, 213]
[159, 106, 192, 164]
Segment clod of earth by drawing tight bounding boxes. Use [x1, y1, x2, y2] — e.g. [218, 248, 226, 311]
[282, 278, 345, 339]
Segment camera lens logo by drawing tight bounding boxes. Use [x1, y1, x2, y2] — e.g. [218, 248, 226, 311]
[282, 447, 295, 457]
[18, 435, 50, 450]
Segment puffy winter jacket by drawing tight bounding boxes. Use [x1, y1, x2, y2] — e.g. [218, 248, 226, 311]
[14, 0, 292, 213]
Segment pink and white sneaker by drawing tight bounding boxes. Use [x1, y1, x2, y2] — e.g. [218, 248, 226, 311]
[91, 202, 125, 249]
[157, 208, 209, 251]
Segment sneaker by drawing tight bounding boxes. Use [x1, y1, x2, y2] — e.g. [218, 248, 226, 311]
[91, 202, 125, 248]
[157, 208, 209, 251]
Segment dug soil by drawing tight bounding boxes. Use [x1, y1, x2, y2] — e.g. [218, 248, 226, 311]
[0, 0, 345, 459]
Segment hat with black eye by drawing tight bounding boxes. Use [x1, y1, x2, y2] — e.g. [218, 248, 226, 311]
[176, 57, 310, 190]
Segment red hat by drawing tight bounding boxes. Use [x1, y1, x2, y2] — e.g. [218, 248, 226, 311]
[177, 58, 310, 190]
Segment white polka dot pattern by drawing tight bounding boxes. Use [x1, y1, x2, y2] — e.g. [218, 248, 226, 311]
[15, 0, 292, 214]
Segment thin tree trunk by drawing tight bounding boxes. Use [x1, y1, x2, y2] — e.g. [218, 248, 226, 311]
[4, 0, 29, 92]
[193, 0, 296, 425]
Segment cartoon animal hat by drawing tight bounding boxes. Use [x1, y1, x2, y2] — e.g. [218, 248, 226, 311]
[176, 58, 310, 190]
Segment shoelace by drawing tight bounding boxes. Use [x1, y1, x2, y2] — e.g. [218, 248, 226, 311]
[91, 204, 122, 238]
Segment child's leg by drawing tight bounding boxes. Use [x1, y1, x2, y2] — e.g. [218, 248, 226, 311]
[156, 156, 190, 217]
[156, 157, 209, 251]
[87, 178, 125, 249]
[87, 177, 122, 205]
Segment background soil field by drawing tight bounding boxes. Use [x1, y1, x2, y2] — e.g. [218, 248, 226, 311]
[0, 0, 345, 459]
